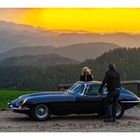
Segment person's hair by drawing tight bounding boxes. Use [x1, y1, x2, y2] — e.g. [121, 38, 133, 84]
[109, 63, 115, 71]
[82, 66, 91, 75]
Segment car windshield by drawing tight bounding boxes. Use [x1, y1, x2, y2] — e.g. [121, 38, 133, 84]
[67, 83, 85, 95]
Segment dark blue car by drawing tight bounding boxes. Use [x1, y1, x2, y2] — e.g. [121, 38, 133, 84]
[8, 81, 140, 121]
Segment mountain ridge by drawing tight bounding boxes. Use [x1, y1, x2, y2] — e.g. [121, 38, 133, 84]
[0, 53, 78, 67]
[1, 21, 140, 53]
[0, 42, 121, 61]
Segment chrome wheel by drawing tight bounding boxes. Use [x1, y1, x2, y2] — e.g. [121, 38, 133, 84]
[115, 103, 125, 119]
[116, 103, 121, 117]
[35, 104, 48, 119]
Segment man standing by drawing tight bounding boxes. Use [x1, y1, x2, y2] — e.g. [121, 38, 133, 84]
[98, 64, 121, 122]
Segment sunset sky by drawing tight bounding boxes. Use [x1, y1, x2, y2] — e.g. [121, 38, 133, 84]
[0, 8, 140, 33]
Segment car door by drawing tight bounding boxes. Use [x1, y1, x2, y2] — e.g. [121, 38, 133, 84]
[57, 83, 86, 114]
[75, 83, 105, 114]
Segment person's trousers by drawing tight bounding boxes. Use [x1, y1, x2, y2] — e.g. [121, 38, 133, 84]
[105, 90, 120, 121]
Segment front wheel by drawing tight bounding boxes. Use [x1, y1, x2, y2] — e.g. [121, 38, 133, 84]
[116, 103, 125, 119]
[30, 104, 51, 121]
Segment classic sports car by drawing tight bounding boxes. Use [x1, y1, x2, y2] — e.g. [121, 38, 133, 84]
[8, 81, 140, 121]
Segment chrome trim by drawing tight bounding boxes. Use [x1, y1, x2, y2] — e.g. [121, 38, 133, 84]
[9, 105, 30, 111]
[120, 100, 140, 103]
[82, 84, 88, 95]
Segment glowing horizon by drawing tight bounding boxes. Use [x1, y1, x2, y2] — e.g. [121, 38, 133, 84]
[1, 8, 140, 33]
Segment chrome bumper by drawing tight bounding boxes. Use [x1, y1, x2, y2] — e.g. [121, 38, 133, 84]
[120, 100, 140, 103]
[8, 103, 30, 111]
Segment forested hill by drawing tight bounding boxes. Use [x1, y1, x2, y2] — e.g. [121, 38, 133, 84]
[0, 47, 140, 90]
[81, 47, 140, 80]
[0, 54, 78, 67]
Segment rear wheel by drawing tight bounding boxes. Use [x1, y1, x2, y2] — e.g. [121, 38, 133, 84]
[116, 103, 125, 119]
[98, 103, 125, 119]
[29, 104, 51, 121]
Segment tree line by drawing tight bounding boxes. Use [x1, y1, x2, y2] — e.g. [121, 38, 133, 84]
[0, 47, 140, 91]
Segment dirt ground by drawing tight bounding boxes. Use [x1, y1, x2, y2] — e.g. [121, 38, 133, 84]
[0, 108, 140, 132]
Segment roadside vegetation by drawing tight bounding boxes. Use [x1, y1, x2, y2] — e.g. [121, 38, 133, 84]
[137, 105, 140, 108]
[0, 90, 34, 111]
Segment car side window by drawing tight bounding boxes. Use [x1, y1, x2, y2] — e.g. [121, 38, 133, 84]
[86, 84, 100, 95]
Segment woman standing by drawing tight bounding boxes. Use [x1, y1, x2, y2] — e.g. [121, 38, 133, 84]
[80, 66, 93, 82]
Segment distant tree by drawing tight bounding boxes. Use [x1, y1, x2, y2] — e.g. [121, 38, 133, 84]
[0, 47, 140, 90]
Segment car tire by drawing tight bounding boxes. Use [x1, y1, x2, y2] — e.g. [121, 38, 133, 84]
[29, 104, 51, 121]
[116, 103, 125, 119]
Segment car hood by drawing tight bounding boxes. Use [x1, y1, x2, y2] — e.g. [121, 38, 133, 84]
[19, 91, 65, 100]
[10, 91, 68, 107]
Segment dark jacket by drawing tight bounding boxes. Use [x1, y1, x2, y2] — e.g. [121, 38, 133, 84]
[80, 74, 93, 82]
[99, 69, 121, 93]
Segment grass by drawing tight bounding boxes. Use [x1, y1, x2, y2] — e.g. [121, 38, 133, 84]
[136, 105, 140, 108]
[0, 90, 34, 111]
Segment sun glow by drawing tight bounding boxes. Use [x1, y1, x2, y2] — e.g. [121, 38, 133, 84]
[1, 8, 140, 33]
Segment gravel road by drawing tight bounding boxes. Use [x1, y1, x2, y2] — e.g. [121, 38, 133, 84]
[0, 108, 140, 132]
